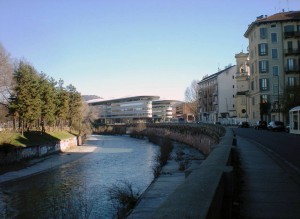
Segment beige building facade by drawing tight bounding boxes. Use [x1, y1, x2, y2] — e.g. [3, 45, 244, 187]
[235, 52, 250, 121]
[244, 11, 300, 124]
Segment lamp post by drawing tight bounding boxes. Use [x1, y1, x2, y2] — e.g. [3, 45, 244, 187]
[278, 74, 280, 121]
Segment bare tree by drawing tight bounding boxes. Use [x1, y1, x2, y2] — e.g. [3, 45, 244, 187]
[184, 80, 200, 121]
[0, 43, 14, 107]
[0, 43, 14, 126]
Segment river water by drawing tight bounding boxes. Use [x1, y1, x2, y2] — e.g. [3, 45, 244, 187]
[0, 135, 159, 218]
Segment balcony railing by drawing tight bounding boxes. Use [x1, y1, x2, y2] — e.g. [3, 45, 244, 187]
[285, 64, 300, 74]
[285, 48, 300, 56]
[284, 31, 300, 39]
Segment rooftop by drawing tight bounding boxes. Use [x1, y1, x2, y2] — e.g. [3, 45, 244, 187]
[244, 10, 300, 37]
[87, 95, 160, 105]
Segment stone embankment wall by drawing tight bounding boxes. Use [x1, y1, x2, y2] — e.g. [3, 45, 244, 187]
[152, 127, 236, 219]
[142, 123, 225, 155]
[128, 124, 235, 219]
[0, 137, 78, 165]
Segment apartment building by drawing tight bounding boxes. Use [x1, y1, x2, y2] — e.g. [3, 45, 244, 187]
[173, 102, 195, 122]
[198, 65, 237, 124]
[244, 11, 300, 124]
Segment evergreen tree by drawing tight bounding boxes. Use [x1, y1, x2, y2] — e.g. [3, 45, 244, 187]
[9, 61, 41, 134]
[39, 74, 57, 132]
[55, 79, 69, 131]
[67, 84, 82, 133]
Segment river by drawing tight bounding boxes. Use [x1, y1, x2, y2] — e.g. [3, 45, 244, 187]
[0, 135, 159, 218]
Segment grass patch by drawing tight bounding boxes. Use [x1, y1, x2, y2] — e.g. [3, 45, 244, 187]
[47, 131, 76, 140]
[0, 131, 76, 148]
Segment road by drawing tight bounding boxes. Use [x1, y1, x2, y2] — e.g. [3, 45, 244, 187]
[233, 127, 300, 171]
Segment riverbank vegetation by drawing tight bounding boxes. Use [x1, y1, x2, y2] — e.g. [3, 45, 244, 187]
[108, 180, 139, 219]
[0, 43, 95, 147]
[0, 131, 76, 148]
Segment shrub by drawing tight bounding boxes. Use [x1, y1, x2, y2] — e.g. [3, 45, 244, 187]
[108, 180, 139, 219]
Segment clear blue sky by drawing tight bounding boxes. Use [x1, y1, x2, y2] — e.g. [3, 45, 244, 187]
[0, 0, 299, 100]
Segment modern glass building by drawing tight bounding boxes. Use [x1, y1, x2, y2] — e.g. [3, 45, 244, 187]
[88, 96, 182, 124]
[88, 96, 160, 124]
[152, 100, 180, 122]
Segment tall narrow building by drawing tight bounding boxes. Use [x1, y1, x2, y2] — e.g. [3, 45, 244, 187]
[244, 11, 300, 124]
[198, 65, 237, 124]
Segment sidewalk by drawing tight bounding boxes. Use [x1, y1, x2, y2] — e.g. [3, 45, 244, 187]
[237, 136, 300, 219]
[0, 145, 97, 184]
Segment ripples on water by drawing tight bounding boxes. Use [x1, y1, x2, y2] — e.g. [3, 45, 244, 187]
[0, 135, 159, 218]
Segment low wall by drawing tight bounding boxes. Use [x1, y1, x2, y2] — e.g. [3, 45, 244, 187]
[0, 137, 78, 165]
[151, 127, 235, 219]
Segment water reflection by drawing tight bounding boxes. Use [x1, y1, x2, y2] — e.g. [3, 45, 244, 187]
[0, 135, 158, 218]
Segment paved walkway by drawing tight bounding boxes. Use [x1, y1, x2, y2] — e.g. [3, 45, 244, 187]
[0, 145, 97, 184]
[127, 159, 186, 219]
[128, 143, 204, 219]
[237, 136, 300, 219]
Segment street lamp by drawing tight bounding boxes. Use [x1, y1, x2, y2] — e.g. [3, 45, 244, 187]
[277, 74, 280, 121]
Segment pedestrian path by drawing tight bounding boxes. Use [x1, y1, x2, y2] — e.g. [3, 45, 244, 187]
[237, 136, 300, 219]
[0, 145, 97, 184]
[127, 159, 186, 219]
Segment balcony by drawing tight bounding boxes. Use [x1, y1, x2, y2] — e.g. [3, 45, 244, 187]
[284, 31, 300, 39]
[285, 48, 300, 56]
[285, 65, 300, 74]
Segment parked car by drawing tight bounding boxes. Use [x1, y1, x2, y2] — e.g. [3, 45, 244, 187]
[238, 121, 250, 128]
[267, 121, 285, 131]
[254, 121, 267, 130]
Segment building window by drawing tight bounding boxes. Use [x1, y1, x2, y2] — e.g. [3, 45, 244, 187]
[252, 97, 256, 105]
[287, 58, 295, 71]
[258, 43, 268, 56]
[284, 25, 294, 33]
[272, 66, 279, 76]
[271, 24, 276, 28]
[251, 81, 254, 90]
[260, 27, 267, 39]
[271, 49, 278, 59]
[261, 94, 268, 103]
[271, 33, 277, 43]
[251, 63, 254, 75]
[260, 78, 269, 91]
[288, 77, 295, 86]
[259, 60, 269, 73]
[288, 41, 293, 52]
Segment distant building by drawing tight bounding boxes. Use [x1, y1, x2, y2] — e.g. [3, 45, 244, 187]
[88, 96, 159, 124]
[173, 102, 195, 122]
[88, 96, 181, 124]
[198, 65, 237, 124]
[152, 100, 181, 123]
[244, 11, 300, 124]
